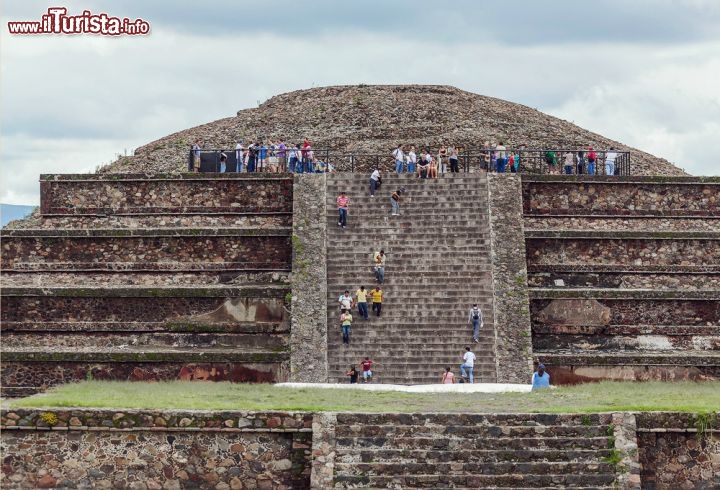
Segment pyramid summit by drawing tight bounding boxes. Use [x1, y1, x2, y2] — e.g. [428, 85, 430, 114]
[108, 84, 684, 176]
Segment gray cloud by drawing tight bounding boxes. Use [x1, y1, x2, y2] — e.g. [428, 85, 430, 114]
[2, 1, 719, 204]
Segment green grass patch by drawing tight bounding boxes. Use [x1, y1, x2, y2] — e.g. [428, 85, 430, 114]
[9, 380, 720, 413]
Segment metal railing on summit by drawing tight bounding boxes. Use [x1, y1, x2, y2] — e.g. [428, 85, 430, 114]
[187, 148, 631, 176]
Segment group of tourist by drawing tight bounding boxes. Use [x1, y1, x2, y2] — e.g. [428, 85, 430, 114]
[338, 280, 385, 345]
[191, 138, 334, 174]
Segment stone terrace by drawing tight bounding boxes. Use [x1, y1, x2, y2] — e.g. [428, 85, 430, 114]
[324, 173, 497, 384]
[330, 413, 622, 489]
[0, 174, 294, 396]
[522, 176, 720, 383]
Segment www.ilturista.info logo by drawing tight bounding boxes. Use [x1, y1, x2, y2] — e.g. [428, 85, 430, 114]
[8, 7, 150, 35]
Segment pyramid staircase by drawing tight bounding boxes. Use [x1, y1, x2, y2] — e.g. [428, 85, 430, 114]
[332, 412, 621, 489]
[325, 173, 497, 384]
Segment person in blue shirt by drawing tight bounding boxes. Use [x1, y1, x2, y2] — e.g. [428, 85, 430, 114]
[532, 363, 550, 390]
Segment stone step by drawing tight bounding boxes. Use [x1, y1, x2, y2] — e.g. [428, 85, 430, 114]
[336, 435, 611, 451]
[334, 413, 611, 425]
[334, 424, 610, 439]
[334, 461, 614, 477]
[1, 332, 288, 350]
[333, 473, 616, 489]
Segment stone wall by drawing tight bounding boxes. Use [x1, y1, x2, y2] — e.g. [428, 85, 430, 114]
[39, 174, 293, 215]
[1, 409, 312, 489]
[289, 174, 328, 382]
[522, 177, 720, 215]
[636, 412, 720, 490]
[526, 236, 720, 267]
[486, 174, 533, 383]
[1, 233, 291, 271]
[2, 409, 718, 489]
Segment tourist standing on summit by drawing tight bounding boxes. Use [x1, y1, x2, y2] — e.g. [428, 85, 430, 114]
[587, 146, 597, 175]
[337, 191, 349, 228]
[191, 140, 202, 172]
[496, 142, 507, 173]
[605, 147, 618, 176]
[369, 168, 381, 196]
[468, 303, 483, 343]
[407, 146, 417, 174]
[235, 140, 244, 173]
[393, 144, 405, 174]
[449, 146, 459, 173]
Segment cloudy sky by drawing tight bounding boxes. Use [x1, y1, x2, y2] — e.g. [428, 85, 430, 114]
[2, 0, 719, 205]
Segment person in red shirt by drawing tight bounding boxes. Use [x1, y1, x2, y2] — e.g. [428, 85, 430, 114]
[360, 357, 373, 383]
[302, 139, 312, 173]
[337, 191, 349, 228]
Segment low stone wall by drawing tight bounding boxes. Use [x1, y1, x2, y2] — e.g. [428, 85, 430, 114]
[522, 176, 720, 216]
[2, 409, 718, 489]
[289, 174, 328, 382]
[636, 412, 720, 490]
[487, 174, 533, 383]
[1, 409, 312, 489]
[39, 174, 294, 215]
[1, 233, 291, 271]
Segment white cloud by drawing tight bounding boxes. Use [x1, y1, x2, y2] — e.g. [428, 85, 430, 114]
[2, 8, 719, 205]
[548, 43, 720, 175]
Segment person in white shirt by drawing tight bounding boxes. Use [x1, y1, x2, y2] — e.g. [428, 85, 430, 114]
[369, 169, 381, 197]
[392, 145, 405, 174]
[459, 346, 476, 383]
[338, 290, 353, 311]
[496, 142, 507, 172]
[407, 146, 417, 174]
[605, 148, 617, 176]
[235, 140, 244, 173]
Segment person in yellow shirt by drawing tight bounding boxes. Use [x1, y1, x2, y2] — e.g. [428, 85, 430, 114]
[355, 286, 369, 320]
[341, 310, 353, 345]
[371, 286, 383, 317]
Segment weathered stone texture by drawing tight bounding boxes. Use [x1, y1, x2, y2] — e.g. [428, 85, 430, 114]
[40, 174, 293, 215]
[523, 178, 720, 215]
[1, 234, 291, 271]
[487, 174, 533, 383]
[2, 295, 286, 323]
[311, 412, 336, 490]
[612, 412, 642, 490]
[1, 362, 286, 393]
[532, 298, 719, 326]
[104, 85, 684, 177]
[636, 413, 720, 490]
[1, 410, 312, 490]
[527, 238, 720, 267]
[290, 174, 328, 382]
[524, 216, 720, 232]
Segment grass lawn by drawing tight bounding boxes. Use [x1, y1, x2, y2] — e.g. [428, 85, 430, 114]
[8, 380, 720, 413]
